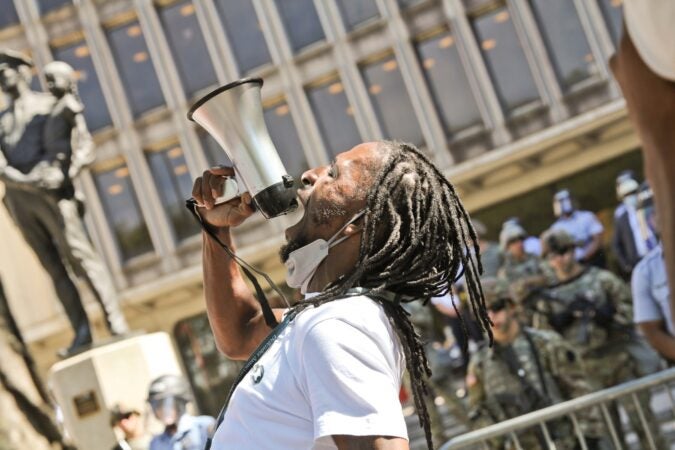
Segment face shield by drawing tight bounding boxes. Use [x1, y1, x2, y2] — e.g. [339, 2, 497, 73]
[149, 396, 186, 427]
[553, 194, 573, 218]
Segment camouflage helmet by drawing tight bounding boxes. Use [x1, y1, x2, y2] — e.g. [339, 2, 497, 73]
[481, 277, 512, 310]
[499, 222, 526, 251]
[541, 228, 576, 257]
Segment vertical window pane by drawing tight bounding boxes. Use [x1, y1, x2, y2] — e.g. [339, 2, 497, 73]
[416, 30, 482, 134]
[53, 42, 112, 131]
[263, 101, 308, 179]
[597, 0, 623, 46]
[158, 1, 218, 97]
[361, 55, 424, 147]
[274, 0, 325, 53]
[473, 8, 539, 112]
[214, 0, 272, 73]
[146, 146, 199, 242]
[94, 164, 153, 261]
[530, 0, 596, 90]
[306, 78, 361, 159]
[199, 132, 233, 168]
[0, 0, 19, 28]
[106, 21, 165, 117]
[397, 0, 421, 9]
[336, 0, 380, 31]
[37, 0, 70, 14]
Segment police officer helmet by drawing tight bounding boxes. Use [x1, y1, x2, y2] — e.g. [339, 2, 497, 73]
[616, 178, 639, 200]
[615, 170, 636, 199]
[481, 277, 512, 312]
[147, 374, 190, 402]
[552, 189, 574, 217]
[541, 229, 576, 257]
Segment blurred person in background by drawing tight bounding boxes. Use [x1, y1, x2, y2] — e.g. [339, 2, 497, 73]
[612, 174, 657, 279]
[539, 229, 663, 448]
[466, 278, 602, 450]
[550, 190, 605, 268]
[147, 375, 215, 450]
[501, 217, 541, 256]
[631, 186, 674, 364]
[110, 404, 150, 450]
[472, 219, 501, 279]
[497, 221, 547, 284]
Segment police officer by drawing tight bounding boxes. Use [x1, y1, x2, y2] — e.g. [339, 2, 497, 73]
[466, 278, 601, 449]
[540, 229, 663, 448]
[147, 375, 215, 450]
[550, 190, 605, 267]
[0, 50, 128, 356]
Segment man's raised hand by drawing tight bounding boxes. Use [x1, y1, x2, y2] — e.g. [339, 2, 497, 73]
[192, 166, 254, 229]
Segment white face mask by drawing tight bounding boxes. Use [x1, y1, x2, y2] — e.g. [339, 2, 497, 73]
[623, 193, 638, 209]
[553, 197, 573, 217]
[285, 211, 365, 294]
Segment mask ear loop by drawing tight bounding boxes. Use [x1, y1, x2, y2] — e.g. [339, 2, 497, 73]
[326, 210, 367, 248]
[185, 199, 287, 328]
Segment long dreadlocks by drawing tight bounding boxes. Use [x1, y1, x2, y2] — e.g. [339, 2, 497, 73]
[291, 141, 492, 449]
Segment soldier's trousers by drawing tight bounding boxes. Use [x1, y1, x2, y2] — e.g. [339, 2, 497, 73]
[3, 187, 128, 336]
[586, 347, 664, 449]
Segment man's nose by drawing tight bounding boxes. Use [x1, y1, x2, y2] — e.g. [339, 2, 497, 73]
[300, 168, 321, 187]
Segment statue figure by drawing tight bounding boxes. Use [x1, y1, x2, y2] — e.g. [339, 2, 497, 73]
[0, 49, 129, 357]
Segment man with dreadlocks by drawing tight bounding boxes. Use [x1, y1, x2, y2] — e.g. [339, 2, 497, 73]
[191, 141, 489, 449]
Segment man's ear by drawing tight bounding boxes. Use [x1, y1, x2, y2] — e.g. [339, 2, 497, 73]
[344, 224, 362, 236]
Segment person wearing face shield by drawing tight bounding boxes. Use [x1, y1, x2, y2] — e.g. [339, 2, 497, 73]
[147, 375, 215, 450]
[191, 141, 491, 450]
[611, 176, 657, 279]
[550, 189, 605, 268]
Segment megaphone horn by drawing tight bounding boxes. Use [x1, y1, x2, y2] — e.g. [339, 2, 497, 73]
[187, 78, 298, 219]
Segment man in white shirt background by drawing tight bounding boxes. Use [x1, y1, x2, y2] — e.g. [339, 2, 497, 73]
[191, 141, 489, 450]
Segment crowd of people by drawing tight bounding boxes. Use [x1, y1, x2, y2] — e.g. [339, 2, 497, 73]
[416, 171, 672, 448]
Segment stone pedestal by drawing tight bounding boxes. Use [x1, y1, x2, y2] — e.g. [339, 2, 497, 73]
[49, 332, 182, 449]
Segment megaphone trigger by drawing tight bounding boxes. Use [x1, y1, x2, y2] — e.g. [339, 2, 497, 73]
[213, 177, 240, 206]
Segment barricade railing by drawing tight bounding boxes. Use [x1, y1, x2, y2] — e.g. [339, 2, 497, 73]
[440, 367, 675, 450]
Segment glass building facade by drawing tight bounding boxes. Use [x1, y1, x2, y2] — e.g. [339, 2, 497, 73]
[1, 0, 629, 415]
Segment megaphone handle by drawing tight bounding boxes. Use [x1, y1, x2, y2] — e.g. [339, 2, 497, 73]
[213, 177, 240, 205]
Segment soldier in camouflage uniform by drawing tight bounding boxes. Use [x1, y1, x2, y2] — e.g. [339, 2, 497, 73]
[466, 278, 602, 450]
[539, 229, 663, 449]
[497, 222, 545, 283]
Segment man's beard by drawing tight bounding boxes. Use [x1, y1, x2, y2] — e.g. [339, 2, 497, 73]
[279, 234, 309, 263]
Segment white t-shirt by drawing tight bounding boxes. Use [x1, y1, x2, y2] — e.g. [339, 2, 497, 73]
[211, 295, 407, 449]
[624, 0, 675, 81]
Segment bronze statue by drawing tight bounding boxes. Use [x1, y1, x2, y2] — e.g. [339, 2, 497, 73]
[0, 49, 128, 357]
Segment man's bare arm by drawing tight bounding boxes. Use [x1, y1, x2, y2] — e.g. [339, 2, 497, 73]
[639, 320, 675, 362]
[194, 167, 284, 360]
[332, 435, 409, 450]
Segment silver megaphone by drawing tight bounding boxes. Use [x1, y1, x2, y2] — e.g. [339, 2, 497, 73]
[187, 78, 298, 219]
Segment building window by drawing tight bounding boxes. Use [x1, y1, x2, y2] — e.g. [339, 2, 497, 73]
[274, 0, 325, 53]
[397, 0, 422, 9]
[335, 0, 380, 31]
[94, 163, 154, 261]
[0, 0, 19, 28]
[158, 1, 218, 97]
[415, 30, 482, 136]
[529, 0, 597, 91]
[106, 20, 165, 117]
[597, 0, 623, 46]
[214, 0, 272, 74]
[361, 54, 424, 147]
[199, 132, 233, 169]
[37, 0, 70, 14]
[263, 100, 308, 179]
[52, 41, 112, 131]
[146, 145, 200, 242]
[472, 7, 540, 113]
[174, 313, 243, 417]
[306, 77, 361, 159]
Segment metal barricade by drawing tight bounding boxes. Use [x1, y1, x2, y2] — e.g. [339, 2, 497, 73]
[440, 367, 675, 450]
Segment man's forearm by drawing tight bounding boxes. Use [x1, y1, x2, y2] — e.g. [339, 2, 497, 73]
[202, 227, 270, 360]
[641, 326, 675, 362]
